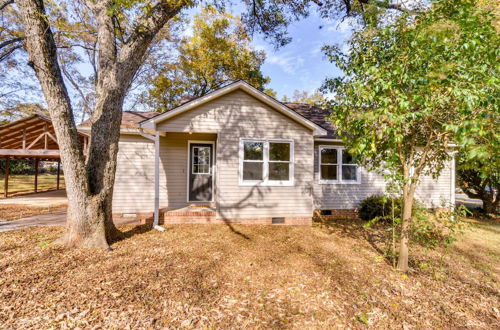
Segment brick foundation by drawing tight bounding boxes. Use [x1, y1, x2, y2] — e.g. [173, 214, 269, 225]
[113, 211, 312, 226]
[113, 212, 152, 225]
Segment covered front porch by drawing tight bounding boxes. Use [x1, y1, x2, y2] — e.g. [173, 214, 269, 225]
[127, 130, 218, 227]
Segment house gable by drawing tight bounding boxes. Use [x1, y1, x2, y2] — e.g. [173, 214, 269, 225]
[140, 81, 327, 136]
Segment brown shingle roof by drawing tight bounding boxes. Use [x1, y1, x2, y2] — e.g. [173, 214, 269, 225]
[80, 111, 159, 129]
[284, 103, 337, 138]
[80, 104, 337, 138]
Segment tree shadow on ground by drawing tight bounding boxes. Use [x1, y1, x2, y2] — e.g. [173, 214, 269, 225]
[314, 216, 394, 266]
[111, 224, 156, 244]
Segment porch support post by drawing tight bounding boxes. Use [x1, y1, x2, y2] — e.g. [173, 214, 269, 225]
[34, 158, 39, 193]
[4, 157, 9, 198]
[56, 160, 61, 190]
[138, 128, 164, 231]
[153, 130, 161, 228]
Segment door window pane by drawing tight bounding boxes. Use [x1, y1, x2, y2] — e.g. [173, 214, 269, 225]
[321, 148, 337, 164]
[269, 162, 290, 181]
[269, 142, 290, 161]
[243, 162, 263, 180]
[321, 165, 337, 180]
[192, 146, 210, 174]
[244, 142, 263, 160]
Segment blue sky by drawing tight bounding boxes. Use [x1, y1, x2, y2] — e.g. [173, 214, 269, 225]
[250, 12, 353, 99]
[1, 4, 354, 116]
[183, 4, 354, 100]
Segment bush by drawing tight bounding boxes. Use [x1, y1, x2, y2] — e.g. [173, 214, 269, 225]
[411, 205, 467, 249]
[0, 159, 34, 175]
[359, 195, 401, 222]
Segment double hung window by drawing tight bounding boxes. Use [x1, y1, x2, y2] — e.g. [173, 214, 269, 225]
[240, 139, 294, 185]
[319, 146, 360, 184]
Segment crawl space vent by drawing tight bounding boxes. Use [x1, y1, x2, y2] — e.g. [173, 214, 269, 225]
[271, 217, 285, 224]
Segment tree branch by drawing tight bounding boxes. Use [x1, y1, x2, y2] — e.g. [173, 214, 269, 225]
[16, 0, 88, 188]
[86, 0, 116, 75]
[0, 37, 24, 51]
[0, 44, 22, 61]
[0, 0, 14, 11]
[118, 1, 185, 71]
[358, 0, 410, 12]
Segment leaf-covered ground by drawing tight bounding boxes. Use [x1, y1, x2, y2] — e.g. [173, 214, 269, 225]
[0, 204, 67, 221]
[0, 218, 498, 328]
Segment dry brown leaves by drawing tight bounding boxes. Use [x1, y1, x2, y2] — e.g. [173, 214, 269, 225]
[0, 204, 68, 221]
[0, 219, 498, 328]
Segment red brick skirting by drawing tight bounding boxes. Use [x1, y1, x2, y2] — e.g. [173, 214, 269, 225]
[113, 211, 312, 225]
[162, 217, 312, 225]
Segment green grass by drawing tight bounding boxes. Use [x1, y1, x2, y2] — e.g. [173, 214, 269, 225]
[0, 174, 65, 196]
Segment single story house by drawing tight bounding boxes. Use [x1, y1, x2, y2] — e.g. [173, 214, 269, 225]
[79, 81, 456, 225]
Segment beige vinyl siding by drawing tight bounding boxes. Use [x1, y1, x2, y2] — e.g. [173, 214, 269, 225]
[158, 90, 315, 219]
[312, 142, 386, 209]
[415, 162, 453, 208]
[313, 141, 453, 209]
[113, 135, 155, 213]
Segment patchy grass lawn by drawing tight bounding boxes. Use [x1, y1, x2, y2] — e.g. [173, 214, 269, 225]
[0, 219, 498, 328]
[0, 174, 65, 196]
[0, 203, 67, 221]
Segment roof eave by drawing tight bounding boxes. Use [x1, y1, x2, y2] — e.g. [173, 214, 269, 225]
[78, 126, 140, 135]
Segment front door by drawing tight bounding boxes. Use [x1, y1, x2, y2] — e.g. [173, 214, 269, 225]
[188, 143, 214, 202]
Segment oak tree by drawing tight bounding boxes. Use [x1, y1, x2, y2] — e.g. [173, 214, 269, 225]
[142, 6, 269, 111]
[282, 90, 325, 106]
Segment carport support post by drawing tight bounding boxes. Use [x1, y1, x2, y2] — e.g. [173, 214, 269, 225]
[56, 160, 60, 190]
[34, 158, 39, 193]
[4, 157, 9, 198]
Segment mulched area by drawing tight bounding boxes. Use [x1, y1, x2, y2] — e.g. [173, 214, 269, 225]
[0, 204, 67, 221]
[0, 219, 498, 328]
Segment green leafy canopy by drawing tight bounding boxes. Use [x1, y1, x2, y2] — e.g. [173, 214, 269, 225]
[322, 0, 499, 184]
[141, 5, 270, 111]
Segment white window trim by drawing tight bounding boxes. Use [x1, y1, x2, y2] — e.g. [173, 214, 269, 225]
[239, 138, 295, 187]
[318, 145, 361, 185]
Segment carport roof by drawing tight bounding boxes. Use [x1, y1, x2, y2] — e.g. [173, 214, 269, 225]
[0, 114, 88, 160]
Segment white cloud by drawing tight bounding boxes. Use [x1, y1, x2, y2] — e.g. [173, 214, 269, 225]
[266, 52, 305, 75]
[326, 18, 355, 35]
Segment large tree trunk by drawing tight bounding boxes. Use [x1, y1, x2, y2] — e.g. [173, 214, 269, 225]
[17, 0, 121, 248]
[17, 0, 182, 248]
[397, 179, 417, 272]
